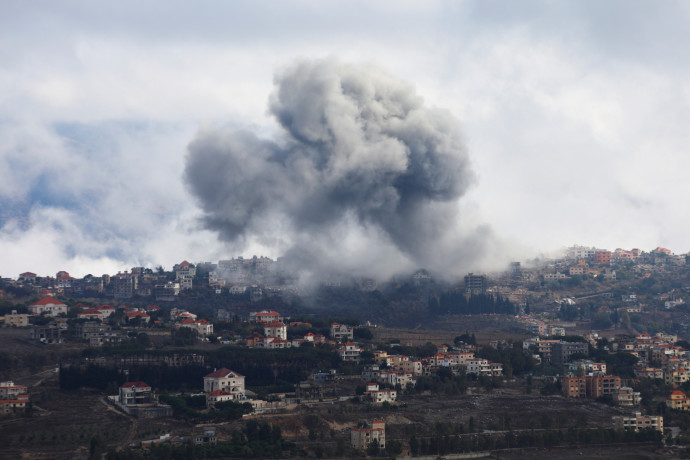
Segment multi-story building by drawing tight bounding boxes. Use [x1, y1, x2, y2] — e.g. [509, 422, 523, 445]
[113, 272, 137, 299]
[365, 383, 397, 404]
[666, 390, 690, 411]
[562, 375, 621, 398]
[464, 273, 486, 295]
[0, 380, 29, 414]
[119, 382, 153, 406]
[594, 250, 612, 265]
[203, 368, 245, 400]
[339, 342, 363, 362]
[2, 310, 29, 327]
[28, 296, 67, 316]
[613, 386, 642, 406]
[250, 310, 281, 323]
[612, 412, 663, 432]
[665, 368, 689, 387]
[551, 341, 589, 366]
[264, 321, 287, 340]
[177, 318, 213, 336]
[331, 323, 354, 341]
[351, 420, 385, 450]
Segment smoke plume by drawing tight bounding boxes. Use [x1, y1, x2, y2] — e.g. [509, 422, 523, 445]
[185, 58, 494, 282]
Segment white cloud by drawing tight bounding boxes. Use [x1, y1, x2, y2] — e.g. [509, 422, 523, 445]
[1, 1, 690, 278]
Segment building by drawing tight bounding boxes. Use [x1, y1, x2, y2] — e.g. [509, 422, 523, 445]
[464, 273, 486, 295]
[594, 250, 612, 265]
[264, 321, 287, 340]
[613, 387, 642, 406]
[365, 383, 397, 404]
[330, 322, 354, 341]
[665, 368, 689, 387]
[28, 296, 67, 316]
[113, 272, 138, 299]
[31, 324, 62, 343]
[351, 420, 385, 450]
[338, 342, 363, 362]
[250, 310, 281, 323]
[0, 380, 29, 414]
[551, 341, 589, 366]
[155, 282, 180, 301]
[562, 375, 621, 398]
[194, 428, 217, 446]
[612, 412, 663, 432]
[119, 381, 153, 406]
[666, 390, 690, 411]
[2, 310, 29, 327]
[177, 318, 213, 336]
[203, 368, 245, 400]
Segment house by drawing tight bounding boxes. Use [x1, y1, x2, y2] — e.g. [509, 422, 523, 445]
[250, 310, 281, 323]
[330, 322, 354, 341]
[203, 368, 245, 400]
[665, 368, 689, 387]
[338, 342, 363, 362]
[28, 296, 67, 316]
[2, 310, 29, 327]
[612, 412, 663, 432]
[206, 389, 237, 407]
[258, 336, 292, 349]
[613, 387, 641, 406]
[119, 382, 153, 406]
[364, 383, 397, 404]
[0, 380, 29, 414]
[351, 420, 385, 450]
[122, 311, 150, 324]
[177, 318, 214, 336]
[194, 428, 217, 446]
[263, 321, 287, 340]
[666, 390, 690, 410]
[78, 308, 104, 321]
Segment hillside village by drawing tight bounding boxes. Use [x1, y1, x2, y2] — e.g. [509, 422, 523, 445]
[1, 245, 690, 458]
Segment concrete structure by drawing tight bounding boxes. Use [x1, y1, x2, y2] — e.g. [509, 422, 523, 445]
[464, 273, 486, 295]
[351, 420, 385, 450]
[551, 341, 589, 366]
[562, 375, 621, 398]
[2, 310, 29, 327]
[612, 412, 663, 432]
[613, 386, 642, 406]
[113, 271, 138, 299]
[0, 380, 29, 414]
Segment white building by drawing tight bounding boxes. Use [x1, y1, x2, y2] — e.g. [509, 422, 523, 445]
[203, 368, 245, 399]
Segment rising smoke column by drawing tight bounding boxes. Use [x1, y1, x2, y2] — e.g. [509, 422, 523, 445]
[185, 58, 490, 280]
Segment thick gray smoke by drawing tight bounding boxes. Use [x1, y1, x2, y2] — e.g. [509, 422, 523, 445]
[185, 58, 493, 282]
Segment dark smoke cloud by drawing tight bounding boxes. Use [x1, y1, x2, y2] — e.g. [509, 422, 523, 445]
[185, 58, 494, 281]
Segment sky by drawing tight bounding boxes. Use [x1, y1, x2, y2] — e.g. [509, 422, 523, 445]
[1, 0, 690, 279]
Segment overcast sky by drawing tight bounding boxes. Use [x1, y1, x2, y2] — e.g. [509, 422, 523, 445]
[2, 0, 690, 278]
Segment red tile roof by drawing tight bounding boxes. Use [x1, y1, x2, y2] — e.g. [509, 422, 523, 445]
[205, 368, 243, 378]
[32, 296, 64, 306]
[120, 381, 150, 388]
